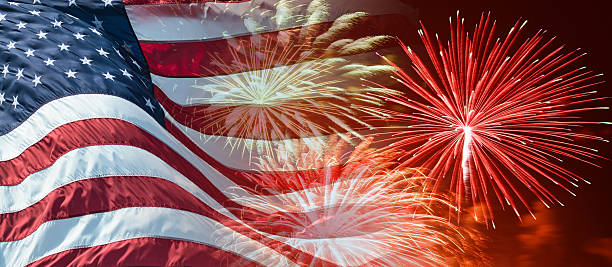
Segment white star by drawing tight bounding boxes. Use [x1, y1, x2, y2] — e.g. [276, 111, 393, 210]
[131, 59, 141, 70]
[29, 10, 41, 16]
[96, 47, 109, 57]
[89, 27, 102, 36]
[144, 98, 155, 111]
[6, 41, 16, 50]
[120, 69, 133, 80]
[80, 56, 92, 65]
[12, 96, 19, 110]
[102, 0, 113, 7]
[68, 0, 76, 6]
[92, 15, 103, 29]
[73, 33, 85, 40]
[113, 47, 124, 59]
[44, 58, 55, 66]
[36, 30, 48, 39]
[16, 22, 27, 30]
[51, 19, 63, 28]
[32, 74, 42, 87]
[58, 43, 70, 51]
[15, 68, 24, 80]
[1, 64, 8, 78]
[0, 92, 4, 105]
[0, 13, 6, 22]
[25, 49, 36, 57]
[8, 2, 20, 6]
[103, 72, 115, 81]
[33, 0, 41, 3]
[65, 69, 77, 78]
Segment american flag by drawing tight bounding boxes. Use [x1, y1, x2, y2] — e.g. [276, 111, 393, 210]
[0, 0, 415, 266]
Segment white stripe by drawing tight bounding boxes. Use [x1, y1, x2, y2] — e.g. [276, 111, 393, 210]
[0, 96, 393, 265]
[152, 46, 394, 171]
[0, 93, 325, 213]
[0, 144, 384, 266]
[126, 0, 416, 41]
[0, 95, 265, 199]
[0, 94, 157, 161]
[0, 207, 297, 267]
[0, 94, 368, 212]
[0, 145, 214, 214]
[163, 109, 334, 172]
[0, 92, 330, 172]
[0, 95, 348, 212]
[0, 143, 333, 214]
[151, 51, 382, 106]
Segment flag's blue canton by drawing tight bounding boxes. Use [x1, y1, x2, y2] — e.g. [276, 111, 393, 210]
[0, 0, 164, 135]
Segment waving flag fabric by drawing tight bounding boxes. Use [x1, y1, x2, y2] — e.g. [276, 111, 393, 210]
[125, 0, 416, 171]
[0, 0, 416, 266]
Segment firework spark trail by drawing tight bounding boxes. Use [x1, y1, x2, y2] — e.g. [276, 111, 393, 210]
[366, 11, 608, 224]
[461, 126, 473, 195]
[141, 1, 405, 165]
[216, 138, 485, 266]
[190, 34, 396, 162]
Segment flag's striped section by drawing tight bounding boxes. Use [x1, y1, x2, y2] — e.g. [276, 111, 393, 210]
[124, 0, 250, 5]
[0, 1, 417, 266]
[0, 94, 369, 266]
[162, 107, 336, 172]
[0, 207, 296, 267]
[120, 2, 416, 264]
[0, 96, 344, 209]
[0, 95, 345, 211]
[28, 238, 261, 267]
[154, 85, 370, 140]
[125, 0, 416, 41]
[1, 176, 205, 241]
[125, 0, 414, 175]
[149, 48, 382, 106]
[0, 116, 331, 187]
[138, 14, 405, 78]
[0, 94, 161, 162]
[148, 46, 395, 168]
[0, 141, 327, 216]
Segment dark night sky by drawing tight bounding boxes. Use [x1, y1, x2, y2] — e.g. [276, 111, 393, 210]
[400, 0, 612, 265]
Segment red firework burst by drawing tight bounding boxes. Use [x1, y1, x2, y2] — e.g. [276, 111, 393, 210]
[368, 12, 608, 224]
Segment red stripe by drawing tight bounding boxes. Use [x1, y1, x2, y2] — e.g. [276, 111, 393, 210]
[0, 118, 338, 194]
[123, 0, 248, 5]
[154, 85, 371, 140]
[27, 238, 260, 267]
[0, 117, 362, 266]
[139, 14, 405, 77]
[0, 175, 322, 241]
[0, 176, 208, 242]
[2, 175, 336, 265]
[163, 116, 354, 193]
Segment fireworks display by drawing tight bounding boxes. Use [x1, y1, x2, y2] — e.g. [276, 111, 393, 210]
[219, 137, 486, 266]
[185, 11, 403, 162]
[1, 0, 608, 265]
[135, 0, 609, 263]
[152, 0, 407, 163]
[191, 36, 395, 160]
[367, 12, 607, 224]
[179, 4, 608, 263]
